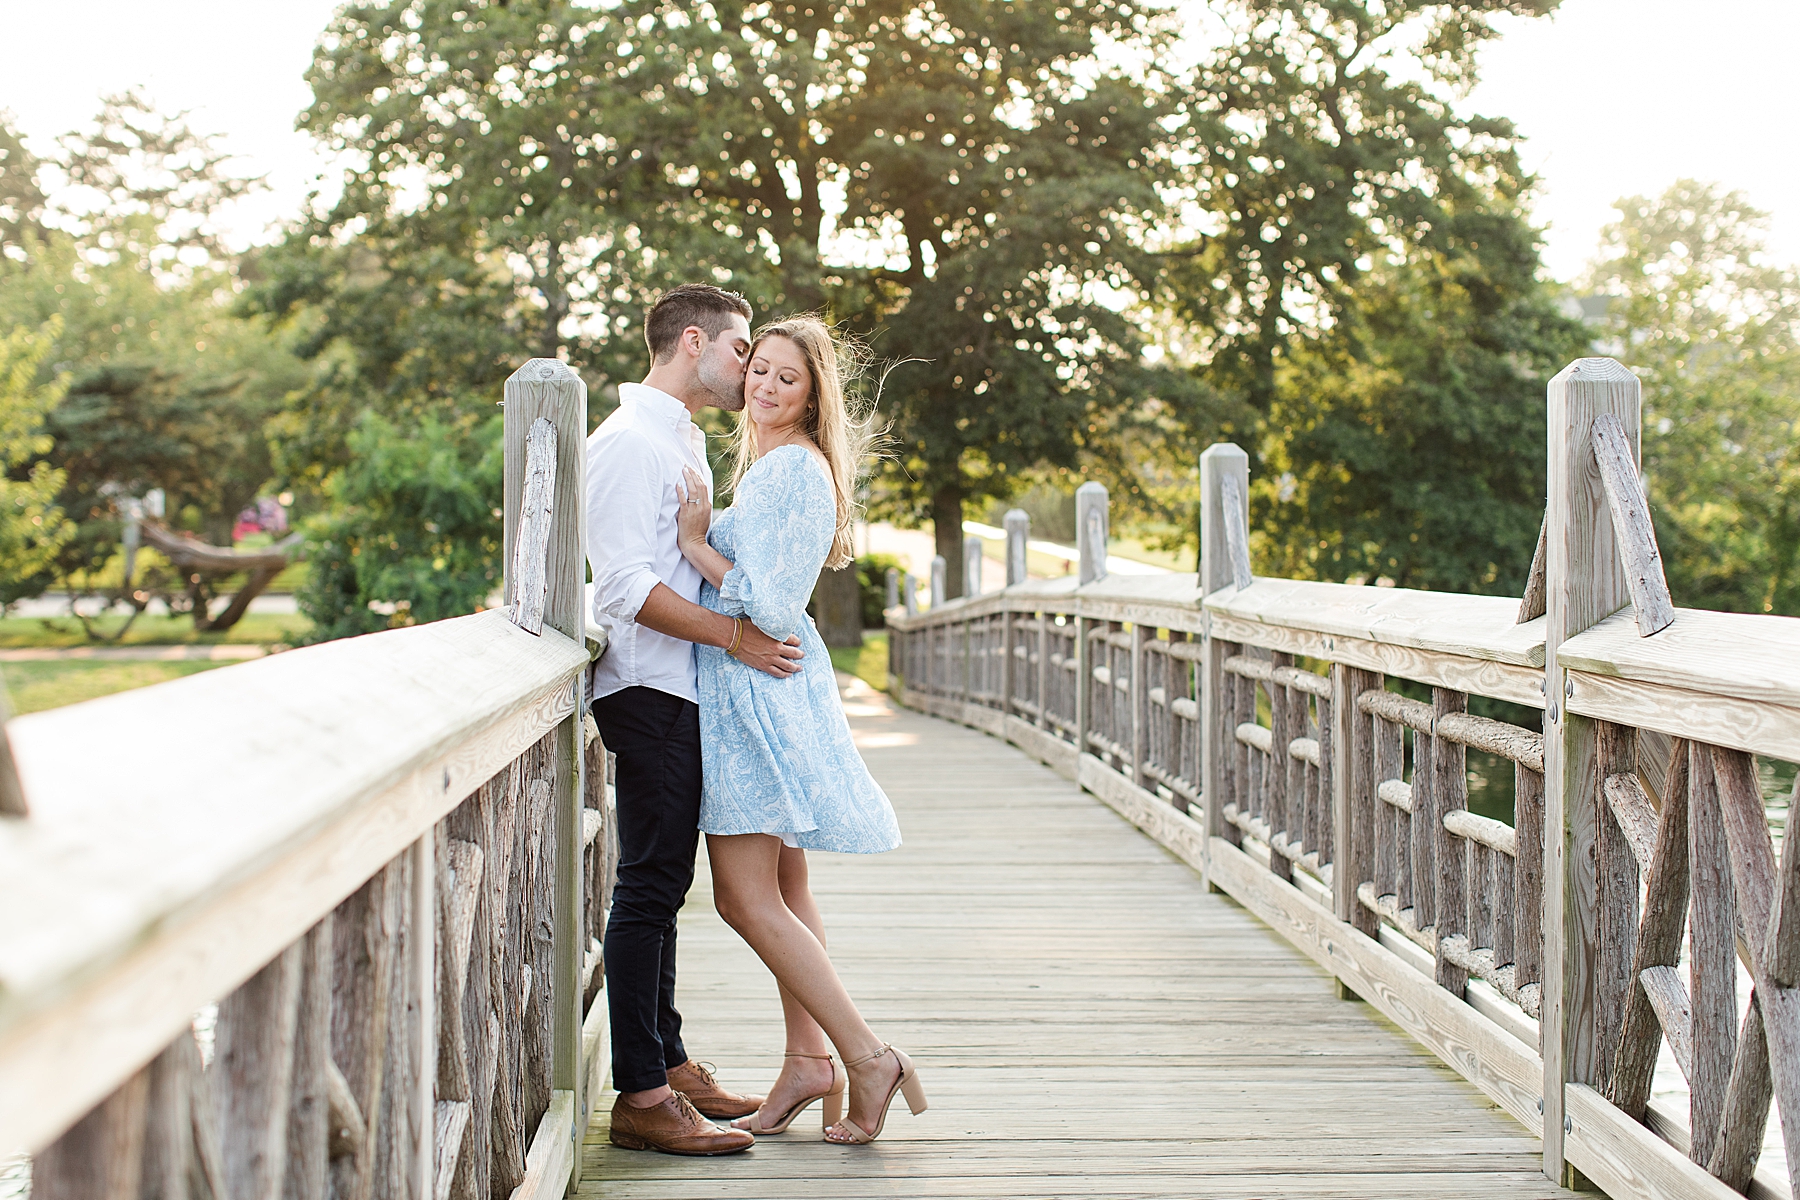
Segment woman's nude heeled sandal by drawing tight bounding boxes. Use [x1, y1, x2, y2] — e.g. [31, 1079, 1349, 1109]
[735, 1052, 847, 1135]
[823, 1044, 927, 1144]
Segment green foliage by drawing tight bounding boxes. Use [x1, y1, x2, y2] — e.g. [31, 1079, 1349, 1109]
[1257, 245, 1586, 593]
[1585, 181, 1800, 614]
[0, 101, 304, 624]
[0, 321, 73, 602]
[296, 411, 502, 642]
[854, 553, 906, 629]
[261, 0, 1215, 601]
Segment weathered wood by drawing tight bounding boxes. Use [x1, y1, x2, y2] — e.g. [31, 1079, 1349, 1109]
[1769, 771, 1800, 987]
[1342, 668, 1380, 937]
[501, 358, 586, 644]
[1589, 412, 1675, 637]
[1609, 739, 1690, 1119]
[1517, 515, 1548, 624]
[1443, 811, 1516, 857]
[1433, 688, 1467, 995]
[1433, 713, 1543, 773]
[0, 609, 584, 1161]
[1514, 764, 1544, 993]
[140, 1035, 195, 1200]
[217, 942, 305, 1200]
[490, 758, 529, 1193]
[1355, 689, 1434, 734]
[331, 864, 400, 1200]
[1199, 443, 1250, 596]
[31, 1065, 149, 1200]
[508, 417, 559, 637]
[1601, 771, 1659, 873]
[1410, 724, 1435, 932]
[446, 780, 498, 1200]
[432, 1100, 470, 1200]
[1543, 354, 1641, 1184]
[1706, 991, 1773, 1193]
[512, 1092, 575, 1200]
[285, 918, 332, 1200]
[1593, 721, 1637, 1095]
[1558, 603, 1800, 718]
[1637, 965, 1694, 1080]
[1686, 745, 1737, 1167]
[370, 848, 422, 1200]
[1563, 1083, 1747, 1200]
[523, 770, 557, 1133]
[1220, 473, 1252, 591]
[326, 1059, 364, 1162]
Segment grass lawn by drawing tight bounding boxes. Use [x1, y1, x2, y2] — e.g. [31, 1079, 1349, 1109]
[1, 659, 233, 715]
[828, 631, 888, 692]
[0, 611, 311, 650]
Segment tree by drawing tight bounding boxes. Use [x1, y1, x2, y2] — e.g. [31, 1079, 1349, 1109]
[277, 0, 1210, 598]
[296, 410, 503, 642]
[1257, 243, 1584, 592]
[1585, 181, 1800, 614]
[0, 105, 302, 621]
[0, 321, 72, 603]
[1167, 0, 1558, 417]
[0, 117, 46, 257]
[1153, 0, 1569, 582]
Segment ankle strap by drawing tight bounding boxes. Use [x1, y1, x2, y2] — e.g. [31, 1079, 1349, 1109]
[842, 1043, 891, 1068]
[783, 1051, 834, 1060]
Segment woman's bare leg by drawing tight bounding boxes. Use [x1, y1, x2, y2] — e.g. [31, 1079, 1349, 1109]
[709, 833, 901, 1134]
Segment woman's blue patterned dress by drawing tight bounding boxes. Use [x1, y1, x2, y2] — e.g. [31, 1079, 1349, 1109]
[695, 445, 902, 853]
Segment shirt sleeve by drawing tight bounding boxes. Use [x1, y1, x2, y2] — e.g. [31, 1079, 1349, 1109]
[586, 428, 665, 623]
[713, 448, 835, 640]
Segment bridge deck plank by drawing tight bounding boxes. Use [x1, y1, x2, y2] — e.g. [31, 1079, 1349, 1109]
[577, 679, 1562, 1199]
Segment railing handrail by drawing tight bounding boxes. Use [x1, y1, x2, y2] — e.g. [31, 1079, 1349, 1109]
[0, 606, 587, 1156]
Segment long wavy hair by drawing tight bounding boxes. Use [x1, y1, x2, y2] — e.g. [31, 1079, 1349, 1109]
[728, 315, 876, 570]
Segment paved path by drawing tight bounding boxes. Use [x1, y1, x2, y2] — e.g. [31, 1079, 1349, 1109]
[578, 678, 1562, 1199]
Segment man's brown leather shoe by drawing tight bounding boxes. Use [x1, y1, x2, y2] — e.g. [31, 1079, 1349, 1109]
[607, 1091, 754, 1155]
[666, 1059, 765, 1120]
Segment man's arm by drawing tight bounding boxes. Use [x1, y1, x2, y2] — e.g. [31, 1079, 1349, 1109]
[636, 583, 803, 678]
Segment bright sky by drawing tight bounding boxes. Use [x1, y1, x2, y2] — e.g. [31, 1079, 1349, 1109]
[1, 0, 1796, 282]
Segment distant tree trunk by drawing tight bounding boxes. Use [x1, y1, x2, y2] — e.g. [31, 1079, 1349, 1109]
[812, 564, 862, 648]
[932, 484, 965, 600]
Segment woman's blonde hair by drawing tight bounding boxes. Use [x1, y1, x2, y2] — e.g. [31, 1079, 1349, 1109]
[728, 315, 875, 570]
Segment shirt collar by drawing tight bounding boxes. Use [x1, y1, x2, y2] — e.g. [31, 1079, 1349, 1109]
[618, 382, 696, 434]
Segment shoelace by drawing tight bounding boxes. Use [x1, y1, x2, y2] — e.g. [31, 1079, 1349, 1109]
[672, 1091, 709, 1128]
[687, 1060, 720, 1087]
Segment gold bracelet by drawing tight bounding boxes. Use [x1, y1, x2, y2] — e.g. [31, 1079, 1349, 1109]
[726, 616, 744, 658]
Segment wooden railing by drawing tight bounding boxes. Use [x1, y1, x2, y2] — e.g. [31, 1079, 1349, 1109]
[887, 357, 1800, 1200]
[0, 359, 618, 1200]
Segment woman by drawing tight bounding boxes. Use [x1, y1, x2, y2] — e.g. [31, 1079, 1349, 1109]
[674, 316, 926, 1145]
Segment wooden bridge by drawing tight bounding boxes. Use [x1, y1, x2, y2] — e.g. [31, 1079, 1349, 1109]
[3, 356, 1798, 1200]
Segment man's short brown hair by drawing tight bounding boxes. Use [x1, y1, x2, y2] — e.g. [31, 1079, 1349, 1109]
[645, 284, 753, 363]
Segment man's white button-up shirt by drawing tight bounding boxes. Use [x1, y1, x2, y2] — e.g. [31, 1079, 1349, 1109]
[585, 382, 714, 704]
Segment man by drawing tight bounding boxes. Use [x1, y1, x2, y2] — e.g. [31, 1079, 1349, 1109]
[586, 284, 804, 1155]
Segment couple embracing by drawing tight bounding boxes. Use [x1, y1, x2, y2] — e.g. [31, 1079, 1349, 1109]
[584, 285, 925, 1156]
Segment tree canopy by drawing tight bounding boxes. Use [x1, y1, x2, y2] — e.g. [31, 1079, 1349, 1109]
[1585, 180, 1800, 615]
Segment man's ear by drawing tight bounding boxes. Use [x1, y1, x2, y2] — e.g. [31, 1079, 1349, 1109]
[683, 326, 706, 359]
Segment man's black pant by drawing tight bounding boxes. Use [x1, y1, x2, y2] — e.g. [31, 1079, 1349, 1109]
[592, 686, 701, 1094]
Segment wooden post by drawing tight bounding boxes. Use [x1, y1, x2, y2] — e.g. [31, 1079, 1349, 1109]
[902, 571, 918, 617]
[501, 358, 588, 1164]
[886, 568, 900, 610]
[1199, 445, 1248, 890]
[1131, 624, 1152, 789]
[1541, 356, 1641, 1186]
[1076, 482, 1108, 585]
[1004, 509, 1030, 586]
[964, 535, 983, 599]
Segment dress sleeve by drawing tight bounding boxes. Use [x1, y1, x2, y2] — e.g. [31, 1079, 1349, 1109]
[713, 448, 835, 640]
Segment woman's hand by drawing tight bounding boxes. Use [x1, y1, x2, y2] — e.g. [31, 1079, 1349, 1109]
[676, 466, 732, 588]
[676, 466, 712, 549]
